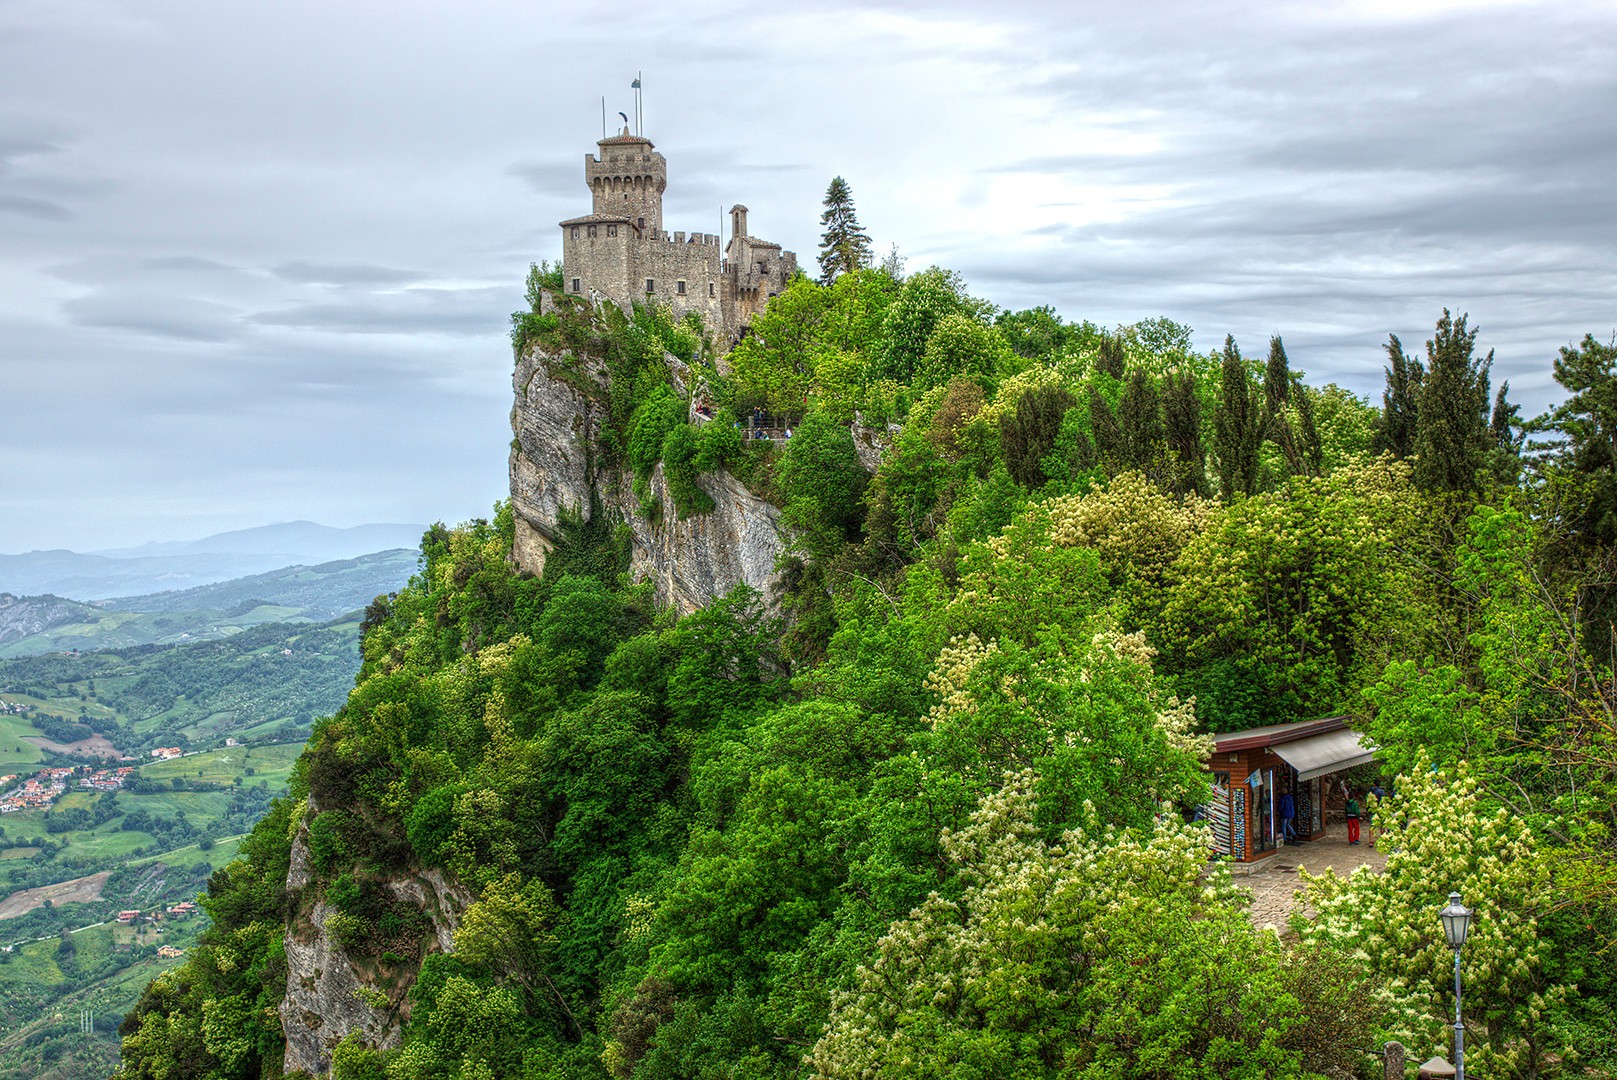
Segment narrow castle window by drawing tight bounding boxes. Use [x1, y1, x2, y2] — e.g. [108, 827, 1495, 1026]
[570, 226, 579, 239]
[571, 278, 581, 293]
[645, 278, 655, 294]
[708, 283, 715, 297]
[676, 280, 686, 295]
[607, 224, 617, 237]
[588, 225, 597, 238]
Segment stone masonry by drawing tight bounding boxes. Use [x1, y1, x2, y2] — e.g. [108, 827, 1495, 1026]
[559, 127, 797, 339]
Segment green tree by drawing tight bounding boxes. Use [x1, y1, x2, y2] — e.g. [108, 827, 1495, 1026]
[1214, 336, 1263, 497]
[1376, 333, 1424, 459]
[999, 384, 1076, 488]
[917, 312, 1009, 391]
[1162, 370, 1209, 497]
[1094, 331, 1127, 381]
[1412, 309, 1493, 495]
[816, 176, 872, 284]
[873, 268, 980, 385]
[1118, 367, 1166, 476]
[778, 410, 869, 557]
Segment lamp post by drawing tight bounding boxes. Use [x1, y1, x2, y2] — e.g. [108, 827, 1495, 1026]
[1439, 892, 1473, 1080]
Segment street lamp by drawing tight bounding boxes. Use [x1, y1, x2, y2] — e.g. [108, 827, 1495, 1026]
[1439, 892, 1473, 1080]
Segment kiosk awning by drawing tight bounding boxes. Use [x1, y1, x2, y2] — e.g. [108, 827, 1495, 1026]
[1272, 728, 1375, 781]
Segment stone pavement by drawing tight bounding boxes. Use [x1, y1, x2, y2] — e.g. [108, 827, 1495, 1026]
[1237, 827, 1387, 933]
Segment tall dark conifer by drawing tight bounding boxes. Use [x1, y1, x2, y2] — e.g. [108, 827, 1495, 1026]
[1119, 368, 1166, 475]
[1095, 333, 1127, 382]
[1412, 309, 1493, 495]
[1377, 334, 1424, 459]
[1163, 371, 1209, 496]
[816, 176, 872, 284]
[1089, 386, 1122, 470]
[1293, 379, 1323, 477]
[1262, 336, 1301, 478]
[1214, 336, 1263, 498]
[1000, 385, 1077, 489]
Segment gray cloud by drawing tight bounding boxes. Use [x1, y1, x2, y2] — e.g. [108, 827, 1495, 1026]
[0, 193, 71, 220]
[250, 285, 512, 336]
[60, 292, 244, 342]
[272, 261, 430, 286]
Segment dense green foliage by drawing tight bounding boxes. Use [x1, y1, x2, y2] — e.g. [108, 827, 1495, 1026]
[120, 268, 1617, 1079]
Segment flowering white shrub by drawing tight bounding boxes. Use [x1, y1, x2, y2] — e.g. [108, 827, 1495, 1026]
[1297, 757, 1573, 1078]
[809, 771, 1360, 1080]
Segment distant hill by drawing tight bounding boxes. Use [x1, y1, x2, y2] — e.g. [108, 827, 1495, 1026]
[91, 521, 426, 562]
[0, 521, 426, 600]
[100, 548, 417, 617]
[0, 593, 98, 648]
[0, 549, 417, 659]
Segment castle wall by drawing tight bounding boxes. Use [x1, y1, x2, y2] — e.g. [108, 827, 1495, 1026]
[723, 236, 797, 331]
[637, 232, 724, 329]
[563, 224, 633, 303]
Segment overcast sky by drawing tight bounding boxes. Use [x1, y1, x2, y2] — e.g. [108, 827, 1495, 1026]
[3, 0, 1613, 552]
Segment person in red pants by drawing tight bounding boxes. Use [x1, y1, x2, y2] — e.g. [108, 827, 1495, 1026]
[1345, 790, 1361, 844]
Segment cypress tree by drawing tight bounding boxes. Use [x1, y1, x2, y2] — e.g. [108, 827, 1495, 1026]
[1376, 334, 1424, 459]
[1262, 336, 1301, 478]
[1119, 368, 1166, 474]
[816, 176, 872, 284]
[1000, 385, 1077, 488]
[1214, 336, 1263, 498]
[1163, 371, 1209, 496]
[1412, 309, 1492, 495]
[1095, 333, 1127, 382]
[1487, 381, 1523, 485]
[1293, 378, 1323, 477]
[1088, 385, 1123, 471]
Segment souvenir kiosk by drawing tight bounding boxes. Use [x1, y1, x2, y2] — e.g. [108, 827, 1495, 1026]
[1202, 717, 1376, 865]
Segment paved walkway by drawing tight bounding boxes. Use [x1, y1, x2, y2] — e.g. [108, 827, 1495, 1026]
[1238, 828, 1387, 933]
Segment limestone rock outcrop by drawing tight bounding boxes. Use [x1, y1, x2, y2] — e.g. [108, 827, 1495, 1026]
[279, 809, 471, 1077]
[509, 341, 788, 614]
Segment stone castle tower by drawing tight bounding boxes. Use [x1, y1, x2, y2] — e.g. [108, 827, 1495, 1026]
[559, 127, 797, 338]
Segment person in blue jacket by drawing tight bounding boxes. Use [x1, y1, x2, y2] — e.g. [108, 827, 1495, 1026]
[1279, 788, 1297, 843]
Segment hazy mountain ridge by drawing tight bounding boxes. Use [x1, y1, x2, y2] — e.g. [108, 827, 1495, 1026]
[1, 521, 427, 601]
[99, 548, 417, 616]
[0, 550, 417, 659]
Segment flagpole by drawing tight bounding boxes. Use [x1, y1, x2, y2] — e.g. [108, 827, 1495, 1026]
[601, 96, 606, 140]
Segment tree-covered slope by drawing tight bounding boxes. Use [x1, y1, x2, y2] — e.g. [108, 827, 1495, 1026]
[117, 267, 1617, 1080]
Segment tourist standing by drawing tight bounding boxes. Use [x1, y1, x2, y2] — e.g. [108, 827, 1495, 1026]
[1345, 789, 1361, 845]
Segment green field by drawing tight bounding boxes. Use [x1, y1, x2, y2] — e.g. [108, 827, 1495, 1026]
[139, 742, 301, 786]
[0, 715, 44, 766]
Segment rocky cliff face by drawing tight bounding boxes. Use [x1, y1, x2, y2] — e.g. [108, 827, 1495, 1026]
[279, 806, 471, 1077]
[508, 340, 789, 615]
